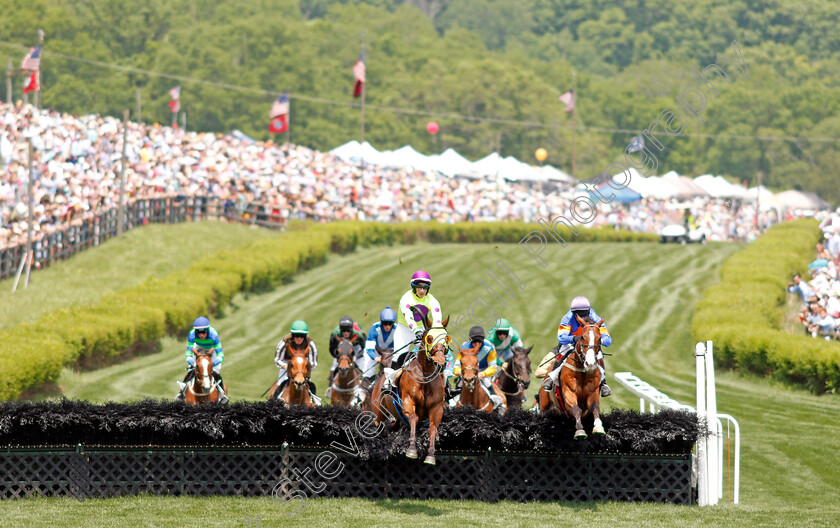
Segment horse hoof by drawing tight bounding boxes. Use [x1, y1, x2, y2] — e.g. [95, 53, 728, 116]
[575, 430, 587, 440]
[593, 426, 606, 436]
[406, 448, 419, 459]
[423, 456, 436, 465]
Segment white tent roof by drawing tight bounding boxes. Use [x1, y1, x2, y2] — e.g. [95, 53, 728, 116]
[693, 175, 748, 199]
[534, 164, 575, 183]
[660, 171, 707, 198]
[748, 185, 776, 202]
[434, 148, 475, 177]
[775, 190, 829, 210]
[331, 140, 361, 160]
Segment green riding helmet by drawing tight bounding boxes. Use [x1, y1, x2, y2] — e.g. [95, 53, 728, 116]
[290, 320, 309, 335]
[494, 318, 511, 333]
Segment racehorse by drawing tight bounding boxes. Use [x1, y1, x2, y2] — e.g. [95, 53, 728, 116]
[493, 345, 532, 409]
[271, 348, 316, 407]
[456, 344, 507, 415]
[538, 315, 606, 439]
[370, 306, 450, 465]
[330, 338, 361, 406]
[185, 350, 226, 405]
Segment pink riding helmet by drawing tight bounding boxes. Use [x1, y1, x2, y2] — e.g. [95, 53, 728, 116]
[410, 270, 432, 287]
[570, 296, 591, 311]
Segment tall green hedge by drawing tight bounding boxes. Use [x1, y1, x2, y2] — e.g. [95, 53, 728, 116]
[0, 222, 655, 400]
[691, 219, 840, 393]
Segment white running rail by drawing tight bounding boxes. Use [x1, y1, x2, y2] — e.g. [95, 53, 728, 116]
[614, 340, 740, 506]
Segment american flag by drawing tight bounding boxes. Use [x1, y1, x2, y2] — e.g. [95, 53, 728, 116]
[168, 86, 181, 113]
[353, 49, 366, 98]
[270, 93, 290, 118]
[21, 46, 42, 71]
[559, 90, 575, 112]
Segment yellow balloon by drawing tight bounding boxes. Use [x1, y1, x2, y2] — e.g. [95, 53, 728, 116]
[535, 148, 547, 161]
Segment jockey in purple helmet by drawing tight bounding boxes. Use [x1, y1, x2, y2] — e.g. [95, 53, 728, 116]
[393, 271, 442, 368]
[540, 296, 613, 397]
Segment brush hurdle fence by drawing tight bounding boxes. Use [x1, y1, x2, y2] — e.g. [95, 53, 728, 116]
[615, 340, 741, 507]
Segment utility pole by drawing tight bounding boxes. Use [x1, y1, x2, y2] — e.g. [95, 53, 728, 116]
[5, 59, 11, 105]
[360, 43, 366, 144]
[24, 137, 34, 288]
[571, 70, 577, 180]
[286, 86, 291, 147]
[136, 87, 142, 124]
[117, 109, 129, 236]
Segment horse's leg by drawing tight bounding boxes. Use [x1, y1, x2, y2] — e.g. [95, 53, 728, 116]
[589, 392, 605, 436]
[424, 401, 444, 465]
[562, 383, 586, 439]
[404, 397, 419, 459]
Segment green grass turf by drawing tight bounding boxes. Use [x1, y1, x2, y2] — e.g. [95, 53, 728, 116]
[12, 239, 840, 526]
[0, 221, 278, 330]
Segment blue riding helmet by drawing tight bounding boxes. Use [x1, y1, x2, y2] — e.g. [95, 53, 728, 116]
[193, 316, 210, 330]
[380, 306, 397, 323]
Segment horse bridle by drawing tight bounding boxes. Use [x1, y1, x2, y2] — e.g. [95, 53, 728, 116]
[334, 342, 363, 390]
[565, 325, 600, 373]
[188, 352, 219, 397]
[496, 351, 530, 397]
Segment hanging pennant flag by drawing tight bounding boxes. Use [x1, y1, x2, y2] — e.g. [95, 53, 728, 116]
[352, 49, 366, 98]
[168, 86, 181, 113]
[268, 93, 290, 134]
[627, 134, 645, 153]
[21, 46, 42, 71]
[23, 72, 39, 94]
[558, 90, 575, 112]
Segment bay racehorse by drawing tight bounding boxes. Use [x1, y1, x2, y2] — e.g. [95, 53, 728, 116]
[538, 315, 606, 439]
[185, 350, 227, 405]
[330, 338, 361, 406]
[271, 348, 316, 407]
[493, 345, 532, 409]
[370, 306, 450, 465]
[456, 344, 507, 415]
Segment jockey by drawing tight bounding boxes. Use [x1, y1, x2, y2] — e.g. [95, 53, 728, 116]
[540, 296, 613, 397]
[382, 303, 453, 395]
[176, 316, 228, 403]
[448, 326, 500, 408]
[488, 318, 524, 364]
[393, 270, 442, 369]
[354, 306, 398, 405]
[325, 315, 366, 400]
[274, 320, 320, 403]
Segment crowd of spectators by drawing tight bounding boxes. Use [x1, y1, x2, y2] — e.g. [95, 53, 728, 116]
[0, 101, 809, 251]
[788, 214, 840, 340]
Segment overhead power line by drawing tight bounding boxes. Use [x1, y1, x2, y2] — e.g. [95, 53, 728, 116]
[2, 40, 840, 143]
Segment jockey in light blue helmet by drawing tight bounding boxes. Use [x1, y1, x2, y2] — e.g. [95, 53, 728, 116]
[176, 316, 228, 403]
[354, 306, 398, 406]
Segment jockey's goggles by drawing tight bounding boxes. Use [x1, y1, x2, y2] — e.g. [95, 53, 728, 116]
[195, 328, 209, 334]
[381, 321, 394, 326]
[496, 330, 509, 336]
[291, 333, 307, 338]
[411, 282, 430, 289]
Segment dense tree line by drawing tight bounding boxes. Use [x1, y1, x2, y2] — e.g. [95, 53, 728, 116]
[1, 0, 839, 202]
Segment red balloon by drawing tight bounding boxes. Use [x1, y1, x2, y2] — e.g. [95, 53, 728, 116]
[427, 121, 439, 135]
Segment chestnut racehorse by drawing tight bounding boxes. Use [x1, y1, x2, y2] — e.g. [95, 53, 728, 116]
[273, 348, 315, 407]
[371, 306, 450, 465]
[538, 315, 606, 439]
[456, 345, 507, 415]
[330, 339, 361, 406]
[185, 350, 226, 405]
[493, 345, 532, 409]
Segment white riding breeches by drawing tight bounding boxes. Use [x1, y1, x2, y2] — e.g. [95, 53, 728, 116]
[393, 324, 417, 363]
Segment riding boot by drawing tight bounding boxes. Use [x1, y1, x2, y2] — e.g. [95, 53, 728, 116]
[214, 372, 229, 403]
[176, 369, 194, 401]
[598, 358, 611, 397]
[325, 369, 334, 399]
[382, 368, 401, 392]
[351, 377, 372, 406]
